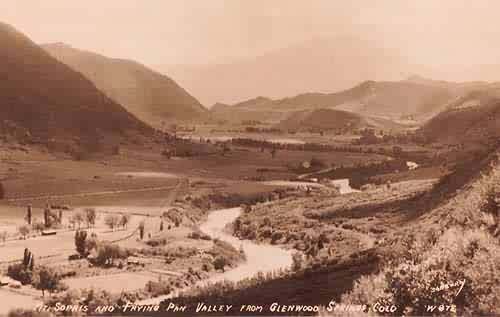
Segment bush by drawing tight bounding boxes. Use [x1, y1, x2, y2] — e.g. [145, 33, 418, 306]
[94, 243, 129, 267]
[145, 280, 172, 297]
[343, 228, 500, 315]
[187, 230, 211, 240]
[7, 309, 52, 317]
[213, 256, 229, 272]
[146, 238, 167, 247]
[7, 263, 33, 285]
[291, 252, 304, 271]
[18, 225, 30, 239]
[32, 265, 66, 297]
[310, 157, 327, 169]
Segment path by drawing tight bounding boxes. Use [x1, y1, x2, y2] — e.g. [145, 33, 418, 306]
[137, 207, 293, 305]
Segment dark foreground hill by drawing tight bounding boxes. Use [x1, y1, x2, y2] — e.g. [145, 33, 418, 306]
[0, 22, 152, 153]
[43, 43, 208, 126]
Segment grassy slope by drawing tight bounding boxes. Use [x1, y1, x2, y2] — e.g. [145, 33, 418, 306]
[159, 148, 500, 316]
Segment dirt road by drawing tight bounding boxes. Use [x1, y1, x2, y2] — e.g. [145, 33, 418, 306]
[137, 207, 293, 304]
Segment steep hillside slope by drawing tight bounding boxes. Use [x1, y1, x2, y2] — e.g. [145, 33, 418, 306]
[43, 43, 207, 125]
[421, 89, 500, 145]
[0, 22, 151, 150]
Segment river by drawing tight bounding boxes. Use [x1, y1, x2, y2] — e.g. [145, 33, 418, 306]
[137, 207, 293, 305]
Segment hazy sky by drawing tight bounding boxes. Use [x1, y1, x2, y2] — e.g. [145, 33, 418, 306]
[2, 0, 500, 70]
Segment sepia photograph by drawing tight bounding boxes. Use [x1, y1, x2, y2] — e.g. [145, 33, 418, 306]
[0, 1, 499, 316]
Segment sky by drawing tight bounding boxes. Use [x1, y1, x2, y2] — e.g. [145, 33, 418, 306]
[2, 1, 500, 74]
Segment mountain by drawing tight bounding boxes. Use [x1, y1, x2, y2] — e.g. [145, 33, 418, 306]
[421, 88, 500, 145]
[0, 22, 151, 151]
[210, 79, 457, 125]
[163, 36, 412, 106]
[42, 43, 207, 126]
[276, 108, 366, 132]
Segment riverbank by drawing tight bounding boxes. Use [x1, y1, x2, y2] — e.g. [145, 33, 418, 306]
[138, 207, 292, 305]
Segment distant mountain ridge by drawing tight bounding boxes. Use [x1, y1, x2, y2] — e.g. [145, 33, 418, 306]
[164, 36, 411, 106]
[42, 43, 208, 126]
[209, 79, 460, 126]
[0, 22, 151, 151]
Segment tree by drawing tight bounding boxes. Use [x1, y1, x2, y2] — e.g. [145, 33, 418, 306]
[0, 231, 7, 245]
[138, 221, 145, 240]
[32, 266, 63, 297]
[104, 214, 120, 231]
[75, 230, 89, 257]
[119, 214, 131, 229]
[43, 204, 52, 228]
[0, 181, 4, 199]
[23, 248, 33, 268]
[71, 211, 85, 229]
[95, 243, 128, 267]
[159, 220, 164, 231]
[26, 205, 32, 225]
[18, 225, 30, 239]
[32, 219, 45, 234]
[84, 208, 97, 228]
[292, 252, 304, 271]
[271, 148, 277, 159]
[213, 256, 228, 272]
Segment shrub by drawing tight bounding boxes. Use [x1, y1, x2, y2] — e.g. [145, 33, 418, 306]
[213, 256, 228, 272]
[32, 265, 66, 297]
[7, 263, 33, 285]
[146, 238, 167, 247]
[310, 157, 327, 168]
[343, 228, 500, 315]
[291, 252, 304, 271]
[145, 280, 172, 297]
[94, 243, 129, 267]
[187, 230, 211, 240]
[18, 225, 30, 239]
[7, 309, 52, 317]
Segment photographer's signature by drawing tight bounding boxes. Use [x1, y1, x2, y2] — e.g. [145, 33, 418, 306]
[430, 279, 466, 297]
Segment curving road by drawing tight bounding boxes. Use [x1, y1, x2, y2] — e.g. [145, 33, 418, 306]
[137, 207, 293, 304]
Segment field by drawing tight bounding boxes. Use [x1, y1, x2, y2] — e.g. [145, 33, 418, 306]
[0, 131, 458, 315]
[64, 272, 157, 294]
